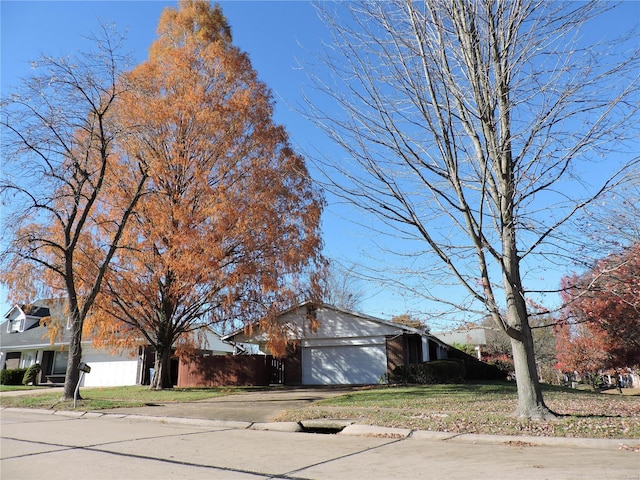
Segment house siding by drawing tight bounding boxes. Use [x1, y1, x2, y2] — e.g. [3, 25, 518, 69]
[1, 306, 234, 387]
[223, 302, 453, 386]
[386, 335, 405, 376]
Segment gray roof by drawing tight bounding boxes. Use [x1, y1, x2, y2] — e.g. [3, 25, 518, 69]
[223, 301, 451, 348]
[21, 305, 51, 318]
[1, 299, 71, 350]
[0, 323, 71, 350]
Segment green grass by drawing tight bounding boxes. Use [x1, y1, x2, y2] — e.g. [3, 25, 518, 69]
[0, 385, 47, 392]
[0, 385, 246, 411]
[276, 382, 640, 440]
[2, 382, 638, 439]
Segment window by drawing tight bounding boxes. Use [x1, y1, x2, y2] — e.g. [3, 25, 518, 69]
[9, 318, 22, 333]
[52, 351, 68, 375]
[20, 351, 35, 368]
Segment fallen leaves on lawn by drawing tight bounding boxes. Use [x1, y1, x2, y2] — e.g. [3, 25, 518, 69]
[276, 386, 640, 439]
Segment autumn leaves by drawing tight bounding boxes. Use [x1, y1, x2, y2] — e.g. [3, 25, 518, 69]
[0, 1, 324, 391]
[90, 1, 324, 388]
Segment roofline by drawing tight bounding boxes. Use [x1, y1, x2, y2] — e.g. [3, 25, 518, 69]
[3, 305, 21, 319]
[222, 301, 441, 342]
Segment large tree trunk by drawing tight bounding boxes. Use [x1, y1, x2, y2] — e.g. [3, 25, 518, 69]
[150, 348, 173, 390]
[501, 202, 555, 419]
[503, 262, 555, 419]
[510, 328, 555, 420]
[62, 307, 83, 401]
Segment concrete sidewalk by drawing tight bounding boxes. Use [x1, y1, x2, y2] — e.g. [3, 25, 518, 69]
[2, 408, 639, 480]
[2, 404, 637, 452]
[2, 386, 638, 450]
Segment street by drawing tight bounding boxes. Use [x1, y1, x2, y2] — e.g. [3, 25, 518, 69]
[1, 409, 638, 479]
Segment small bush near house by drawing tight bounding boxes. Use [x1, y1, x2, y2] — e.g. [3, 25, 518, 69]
[1, 368, 28, 386]
[23, 364, 41, 385]
[462, 359, 508, 380]
[391, 355, 508, 384]
[446, 347, 509, 381]
[486, 358, 513, 378]
[391, 360, 466, 384]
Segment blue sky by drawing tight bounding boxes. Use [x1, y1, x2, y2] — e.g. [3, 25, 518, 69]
[0, 0, 384, 319]
[1, 1, 639, 327]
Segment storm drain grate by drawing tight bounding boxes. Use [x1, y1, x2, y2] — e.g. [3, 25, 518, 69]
[298, 419, 354, 434]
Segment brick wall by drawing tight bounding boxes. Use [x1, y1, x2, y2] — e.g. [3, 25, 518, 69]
[386, 336, 406, 375]
[178, 355, 273, 387]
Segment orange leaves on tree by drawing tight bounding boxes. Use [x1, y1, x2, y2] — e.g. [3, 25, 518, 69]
[87, 1, 324, 388]
[557, 243, 640, 373]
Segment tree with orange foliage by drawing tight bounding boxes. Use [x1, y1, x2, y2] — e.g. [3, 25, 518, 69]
[88, 1, 324, 389]
[0, 27, 149, 400]
[554, 321, 610, 389]
[556, 243, 640, 384]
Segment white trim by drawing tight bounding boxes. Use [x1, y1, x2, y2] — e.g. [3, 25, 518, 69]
[422, 337, 430, 362]
[301, 336, 387, 348]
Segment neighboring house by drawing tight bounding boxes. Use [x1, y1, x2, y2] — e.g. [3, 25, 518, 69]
[433, 327, 487, 360]
[220, 301, 452, 386]
[0, 301, 235, 386]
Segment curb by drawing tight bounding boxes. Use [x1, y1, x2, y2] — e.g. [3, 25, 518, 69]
[339, 424, 412, 438]
[2, 407, 638, 451]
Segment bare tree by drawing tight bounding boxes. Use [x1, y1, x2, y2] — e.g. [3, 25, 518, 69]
[308, 0, 639, 419]
[316, 260, 364, 311]
[0, 26, 148, 400]
[577, 174, 640, 258]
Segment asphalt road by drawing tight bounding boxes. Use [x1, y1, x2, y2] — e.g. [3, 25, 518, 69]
[2, 408, 639, 480]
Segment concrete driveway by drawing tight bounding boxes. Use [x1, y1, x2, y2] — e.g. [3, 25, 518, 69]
[101, 387, 353, 423]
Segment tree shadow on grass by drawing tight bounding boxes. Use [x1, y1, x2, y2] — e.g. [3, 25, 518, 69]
[555, 412, 625, 419]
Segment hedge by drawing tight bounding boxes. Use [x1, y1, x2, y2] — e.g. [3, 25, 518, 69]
[1, 368, 28, 385]
[390, 355, 508, 385]
[446, 346, 508, 381]
[391, 360, 466, 384]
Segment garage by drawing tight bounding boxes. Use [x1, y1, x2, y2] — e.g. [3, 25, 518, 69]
[302, 344, 387, 385]
[223, 302, 451, 386]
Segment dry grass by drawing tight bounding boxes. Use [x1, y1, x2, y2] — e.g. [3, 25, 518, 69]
[275, 383, 640, 439]
[2, 382, 638, 439]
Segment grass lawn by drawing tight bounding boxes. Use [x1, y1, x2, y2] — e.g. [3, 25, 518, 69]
[1, 382, 638, 439]
[0, 385, 246, 410]
[275, 382, 640, 439]
[0, 385, 47, 392]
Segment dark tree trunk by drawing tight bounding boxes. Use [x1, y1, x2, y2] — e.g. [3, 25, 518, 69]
[62, 307, 83, 400]
[150, 348, 173, 390]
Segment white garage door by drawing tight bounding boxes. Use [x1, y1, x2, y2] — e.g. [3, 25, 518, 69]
[302, 344, 387, 385]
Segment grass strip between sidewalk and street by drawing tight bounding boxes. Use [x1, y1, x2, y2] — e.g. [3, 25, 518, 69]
[1, 382, 638, 439]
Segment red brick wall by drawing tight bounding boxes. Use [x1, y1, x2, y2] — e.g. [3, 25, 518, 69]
[386, 336, 406, 375]
[178, 355, 273, 387]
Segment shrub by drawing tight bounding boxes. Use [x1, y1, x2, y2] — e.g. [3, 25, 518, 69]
[447, 346, 509, 381]
[1, 368, 28, 385]
[23, 363, 42, 385]
[486, 358, 513, 378]
[391, 360, 466, 384]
